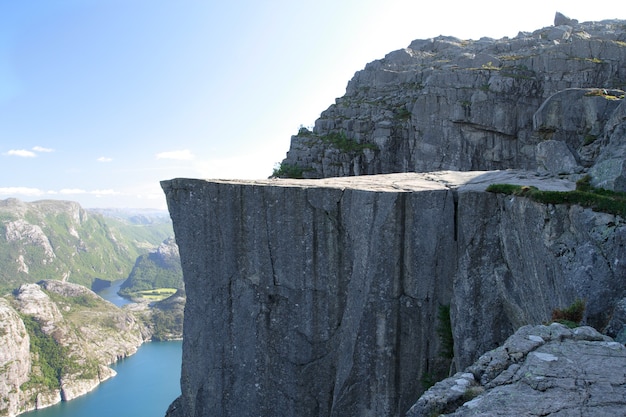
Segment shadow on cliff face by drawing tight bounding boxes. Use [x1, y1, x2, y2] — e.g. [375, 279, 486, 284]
[162, 169, 626, 417]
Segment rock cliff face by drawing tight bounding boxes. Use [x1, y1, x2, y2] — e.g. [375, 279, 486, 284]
[0, 299, 30, 417]
[162, 171, 626, 417]
[407, 323, 626, 416]
[279, 16, 626, 189]
[164, 13, 626, 417]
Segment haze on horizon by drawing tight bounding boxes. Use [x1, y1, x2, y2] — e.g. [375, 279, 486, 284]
[1, 0, 623, 209]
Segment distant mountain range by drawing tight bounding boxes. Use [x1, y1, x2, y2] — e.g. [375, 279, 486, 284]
[0, 198, 174, 293]
[0, 198, 185, 416]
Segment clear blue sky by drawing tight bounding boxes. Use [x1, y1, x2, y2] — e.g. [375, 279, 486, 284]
[1, 1, 623, 209]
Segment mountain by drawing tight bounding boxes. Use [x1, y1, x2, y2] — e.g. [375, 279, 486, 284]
[119, 237, 183, 298]
[0, 280, 146, 416]
[0, 198, 173, 292]
[276, 12, 626, 192]
[163, 14, 626, 417]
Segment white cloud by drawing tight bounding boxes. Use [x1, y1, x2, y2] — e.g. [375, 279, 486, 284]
[33, 146, 54, 153]
[0, 187, 46, 196]
[97, 157, 113, 162]
[91, 189, 119, 196]
[60, 188, 87, 195]
[5, 149, 36, 158]
[156, 149, 195, 160]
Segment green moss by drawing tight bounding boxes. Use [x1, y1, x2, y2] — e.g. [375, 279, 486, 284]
[486, 178, 626, 218]
[395, 107, 412, 120]
[583, 133, 599, 145]
[319, 131, 378, 153]
[271, 163, 305, 179]
[437, 304, 454, 359]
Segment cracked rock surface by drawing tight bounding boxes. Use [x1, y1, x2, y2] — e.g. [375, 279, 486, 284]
[407, 324, 626, 417]
[162, 172, 626, 417]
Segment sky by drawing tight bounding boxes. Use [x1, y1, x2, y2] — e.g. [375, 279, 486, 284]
[1, 1, 624, 209]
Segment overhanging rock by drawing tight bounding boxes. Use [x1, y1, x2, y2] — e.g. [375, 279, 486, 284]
[162, 171, 626, 417]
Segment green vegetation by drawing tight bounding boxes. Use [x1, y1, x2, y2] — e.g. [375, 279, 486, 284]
[551, 299, 586, 328]
[500, 54, 526, 61]
[583, 133, 599, 145]
[463, 385, 484, 402]
[20, 315, 70, 390]
[437, 304, 454, 359]
[395, 107, 412, 120]
[486, 176, 626, 218]
[131, 288, 178, 301]
[480, 62, 500, 70]
[271, 162, 305, 179]
[319, 131, 378, 153]
[500, 65, 537, 80]
[119, 250, 182, 297]
[537, 126, 556, 140]
[420, 372, 437, 391]
[296, 126, 313, 136]
[151, 307, 184, 341]
[422, 304, 455, 391]
[0, 202, 173, 292]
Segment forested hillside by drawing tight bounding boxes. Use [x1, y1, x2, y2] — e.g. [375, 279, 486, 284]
[0, 198, 172, 292]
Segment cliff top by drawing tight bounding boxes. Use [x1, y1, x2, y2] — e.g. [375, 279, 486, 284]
[162, 170, 576, 193]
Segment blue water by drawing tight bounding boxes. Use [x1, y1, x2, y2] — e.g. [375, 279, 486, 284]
[19, 280, 182, 417]
[20, 341, 182, 417]
[96, 279, 133, 307]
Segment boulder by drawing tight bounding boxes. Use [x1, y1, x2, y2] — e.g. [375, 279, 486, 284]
[407, 324, 626, 417]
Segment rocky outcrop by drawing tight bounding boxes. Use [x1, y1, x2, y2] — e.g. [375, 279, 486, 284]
[164, 13, 626, 417]
[0, 299, 31, 417]
[162, 171, 626, 417]
[120, 236, 183, 297]
[1, 280, 146, 416]
[407, 324, 626, 417]
[278, 15, 626, 189]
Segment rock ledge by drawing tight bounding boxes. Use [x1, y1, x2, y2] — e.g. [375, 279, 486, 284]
[407, 323, 626, 417]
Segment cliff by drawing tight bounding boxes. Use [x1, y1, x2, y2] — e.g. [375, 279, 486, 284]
[278, 14, 626, 190]
[163, 13, 626, 417]
[162, 171, 626, 417]
[120, 237, 183, 297]
[407, 323, 626, 416]
[0, 280, 145, 417]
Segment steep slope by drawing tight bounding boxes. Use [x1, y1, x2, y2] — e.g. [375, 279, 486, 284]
[278, 14, 626, 183]
[119, 237, 183, 297]
[0, 198, 172, 292]
[0, 280, 146, 417]
[162, 172, 626, 417]
[163, 14, 626, 417]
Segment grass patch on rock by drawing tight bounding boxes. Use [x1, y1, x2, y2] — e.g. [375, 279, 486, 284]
[128, 287, 178, 302]
[486, 176, 626, 218]
[551, 299, 586, 328]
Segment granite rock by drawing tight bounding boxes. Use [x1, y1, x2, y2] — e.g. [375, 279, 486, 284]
[162, 171, 626, 417]
[407, 324, 626, 417]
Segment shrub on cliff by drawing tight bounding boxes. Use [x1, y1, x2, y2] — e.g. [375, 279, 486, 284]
[551, 299, 586, 328]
